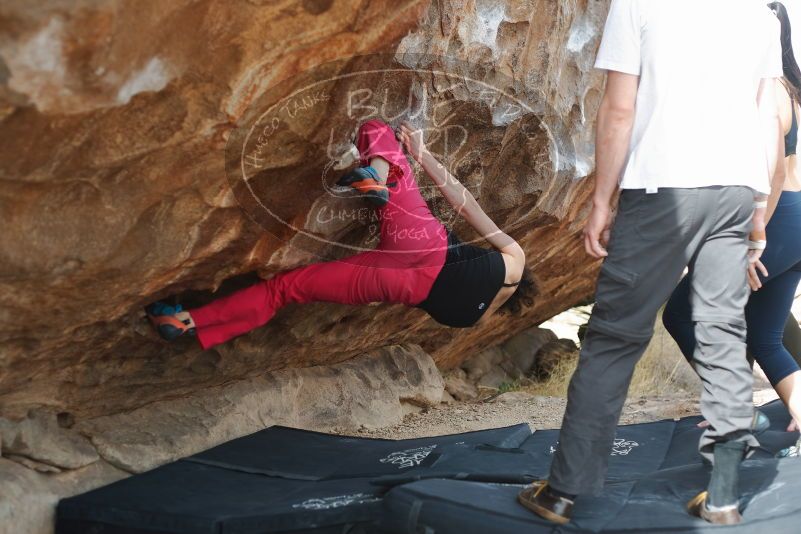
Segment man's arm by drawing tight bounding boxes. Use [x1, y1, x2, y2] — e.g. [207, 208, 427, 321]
[585, 71, 639, 258]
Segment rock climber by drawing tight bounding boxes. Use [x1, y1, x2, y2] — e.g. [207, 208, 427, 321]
[146, 119, 536, 350]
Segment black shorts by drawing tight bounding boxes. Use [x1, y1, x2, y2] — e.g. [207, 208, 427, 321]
[417, 232, 506, 328]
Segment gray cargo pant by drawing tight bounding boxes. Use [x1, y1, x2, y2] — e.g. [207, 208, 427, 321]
[549, 186, 760, 496]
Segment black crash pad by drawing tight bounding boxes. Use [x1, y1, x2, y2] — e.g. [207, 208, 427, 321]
[521, 399, 798, 478]
[56, 425, 531, 534]
[371, 443, 546, 487]
[57, 460, 384, 534]
[381, 458, 801, 533]
[186, 424, 532, 480]
[374, 401, 798, 488]
[521, 418, 678, 481]
[56, 401, 800, 534]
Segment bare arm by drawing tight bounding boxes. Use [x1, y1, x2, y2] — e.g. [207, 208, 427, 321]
[748, 77, 786, 290]
[397, 122, 525, 266]
[584, 71, 639, 258]
[594, 72, 639, 207]
[760, 78, 787, 224]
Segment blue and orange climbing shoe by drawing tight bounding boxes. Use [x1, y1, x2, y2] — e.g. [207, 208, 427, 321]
[335, 166, 394, 207]
[145, 302, 196, 342]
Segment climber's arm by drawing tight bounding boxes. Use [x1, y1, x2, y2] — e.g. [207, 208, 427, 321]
[397, 122, 524, 263]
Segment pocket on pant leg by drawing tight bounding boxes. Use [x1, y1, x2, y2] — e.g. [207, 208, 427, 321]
[589, 259, 666, 343]
[590, 262, 640, 326]
[600, 262, 639, 287]
[634, 190, 698, 242]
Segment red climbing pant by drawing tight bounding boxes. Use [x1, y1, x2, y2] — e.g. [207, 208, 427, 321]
[190, 120, 448, 350]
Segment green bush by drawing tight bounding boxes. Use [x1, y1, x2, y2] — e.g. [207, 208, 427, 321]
[498, 381, 521, 394]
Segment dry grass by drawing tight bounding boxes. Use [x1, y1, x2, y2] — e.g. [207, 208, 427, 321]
[521, 353, 578, 397]
[522, 310, 700, 399]
[629, 317, 701, 397]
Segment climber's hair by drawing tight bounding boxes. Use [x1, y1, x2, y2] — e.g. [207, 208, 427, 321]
[769, 2, 801, 102]
[498, 266, 537, 316]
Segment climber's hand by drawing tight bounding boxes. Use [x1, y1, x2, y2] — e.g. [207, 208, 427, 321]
[584, 202, 614, 259]
[398, 121, 427, 162]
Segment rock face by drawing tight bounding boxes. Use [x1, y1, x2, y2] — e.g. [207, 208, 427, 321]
[0, 1, 608, 421]
[0, 2, 613, 532]
[0, 344, 446, 533]
[0, 410, 99, 470]
[0, 458, 127, 534]
[530, 338, 580, 380]
[75, 343, 445, 473]
[0, 344, 443, 476]
[452, 326, 575, 390]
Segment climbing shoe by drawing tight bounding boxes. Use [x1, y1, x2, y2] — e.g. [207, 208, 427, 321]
[517, 480, 573, 525]
[335, 166, 392, 207]
[145, 302, 196, 342]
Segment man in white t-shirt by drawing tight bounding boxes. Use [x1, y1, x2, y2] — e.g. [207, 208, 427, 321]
[518, 0, 785, 526]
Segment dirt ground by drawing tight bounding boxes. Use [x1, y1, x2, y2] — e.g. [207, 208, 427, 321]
[348, 295, 796, 440]
[348, 392, 702, 440]
[349, 382, 781, 441]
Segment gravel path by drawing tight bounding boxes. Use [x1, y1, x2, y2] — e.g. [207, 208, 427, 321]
[341, 383, 781, 440]
[345, 392, 703, 440]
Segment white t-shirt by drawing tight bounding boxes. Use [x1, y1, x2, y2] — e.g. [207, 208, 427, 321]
[595, 0, 783, 194]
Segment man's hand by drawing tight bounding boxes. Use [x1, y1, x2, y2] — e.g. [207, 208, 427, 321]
[584, 202, 615, 258]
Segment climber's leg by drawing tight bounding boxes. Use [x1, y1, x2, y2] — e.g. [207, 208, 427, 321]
[145, 302, 196, 342]
[189, 249, 423, 350]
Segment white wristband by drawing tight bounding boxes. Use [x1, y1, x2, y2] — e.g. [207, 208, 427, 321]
[754, 201, 768, 209]
[748, 240, 767, 250]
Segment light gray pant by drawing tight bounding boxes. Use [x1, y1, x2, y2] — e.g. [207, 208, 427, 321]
[549, 187, 760, 496]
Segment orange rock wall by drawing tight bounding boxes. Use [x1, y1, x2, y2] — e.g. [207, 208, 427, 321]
[0, 0, 609, 419]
